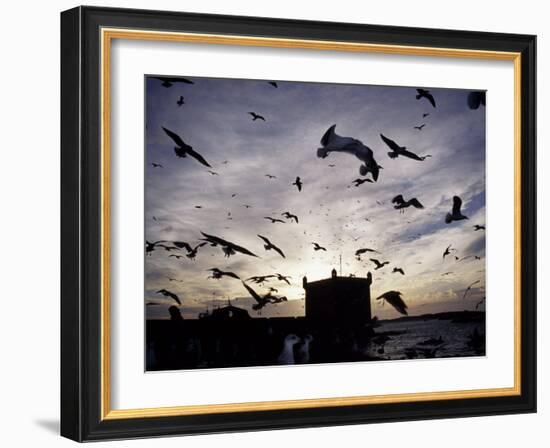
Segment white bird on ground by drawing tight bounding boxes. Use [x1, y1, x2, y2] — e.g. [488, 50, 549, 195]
[277, 334, 301, 365]
[317, 125, 380, 181]
[295, 334, 314, 364]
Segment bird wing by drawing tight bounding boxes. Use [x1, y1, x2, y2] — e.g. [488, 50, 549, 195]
[452, 196, 463, 215]
[226, 271, 240, 279]
[162, 126, 186, 147]
[257, 235, 270, 245]
[378, 291, 408, 315]
[200, 232, 229, 245]
[242, 282, 262, 304]
[426, 93, 436, 108]
[272, 244, 286, 258]
[370, 258, 381, 267]
[380, 134, 401, 151]
[410, 198, 424, 209]
[320, 124, 337, 146]
[173, 241, 192, 251]
[392, 194, 405, 205]
[185, 147, 212, 167]
[400, 148, 424, 161]
[227, 241, 258, 257]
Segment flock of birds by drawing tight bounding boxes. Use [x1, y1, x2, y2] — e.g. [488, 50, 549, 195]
[146, 77, 486, 318]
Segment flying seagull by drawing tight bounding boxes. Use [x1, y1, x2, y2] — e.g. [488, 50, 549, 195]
[282, 212, 299, 223]
[265, 174, 277, 179]
[392, 194, 424, 210]
[414, 124, 426, 130]
[422, 113, 430, 118]
[462, 280, 481, 300]
[246, 275, 274, 285]
[317, 125, 380, 180]
[370, 258, 390, 270]
[273, 273, 291, 285]
[445, 196, 469, 223]
[200, 232, 258, 258]
[145, 240, 167, 255]
[172, 241, 192, 252]
[152, 76, 194, 87]
[248, 112, 266, 121]
[376, 291, 408, 315]
[156, 289, 181, 305]
[207, 268, 240, 280]
[416, 88, 436, 107]
[268, 81, 278, 88]
[151, 163, 163, 168]
[161, 127, 212, 167]
[292, 177, 303, 191]
[312, 242, 327, 251]
[264, 216, 285, 224]
[241, 282, 286, 311]
[257, 235, 286, 258]
[473, 225, 486, 231]
[176, 96, 185, 107]
[392, 267, 405, 275]
[355, 248, 380, 257]
[352, 178, 373, 187]
[467, 91, 486, 110]
[443, 244, 454, 259]
[186, 242, 207, 260]
[380, 134, 431, 161]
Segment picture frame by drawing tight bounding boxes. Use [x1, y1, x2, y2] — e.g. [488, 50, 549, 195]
[60, 5, 536, 442]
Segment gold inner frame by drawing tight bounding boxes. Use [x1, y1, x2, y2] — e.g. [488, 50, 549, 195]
[100, 28, 522, 420]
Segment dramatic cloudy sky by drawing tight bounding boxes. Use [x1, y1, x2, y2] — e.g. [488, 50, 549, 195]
[144, 75, 486, 320]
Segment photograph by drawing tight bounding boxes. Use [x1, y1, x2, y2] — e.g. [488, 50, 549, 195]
[144, 75, 487, 371]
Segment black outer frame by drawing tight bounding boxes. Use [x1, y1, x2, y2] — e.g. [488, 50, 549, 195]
[60, 6, 536, 442]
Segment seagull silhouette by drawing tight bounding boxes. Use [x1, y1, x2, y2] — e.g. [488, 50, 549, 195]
[257, 235, 286, 258]
[392, 267, 405, 275]
[317, 125, 380, 180]
[292, 176, 303, 191]
[442, 245, 454, 259]
[176, 96, 185, 106]
[355, 248, 380, 257]
[151, 163, 163, 168]
[264, 217, 285, 224]
[281, 212, 299, 223]
[152, 76, 194, 87]
[380, 134, 431, 161]
[248, 112, 266, 121]
[445, 196, 469, 223]
[185, 242, 207, 260]
[161, 127, 211, 167]
[462, 280, 481, 300]
[352, 178, 373, 187]
[156, 289, 181, 305]
[206, 268, 240, 280]
[414, 124, 426, 130]
[312, 242, 327, 251]
[467, 91, 486, 110]
[376, 291, 408, 315]
[200, 232, 258, 258]
[473, 225, 486, 231]
[422, 113, 430, 118]
[370, 258, 390, 270]
[416, 88, 436, 107]
[392, 194, 424, 210]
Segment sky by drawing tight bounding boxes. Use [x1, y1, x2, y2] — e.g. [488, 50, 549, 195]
[144, 75, 486, 320]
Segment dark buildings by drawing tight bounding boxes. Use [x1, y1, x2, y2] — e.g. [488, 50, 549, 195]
[303, 269, 372, 326]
